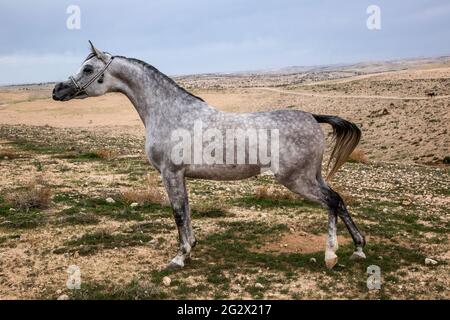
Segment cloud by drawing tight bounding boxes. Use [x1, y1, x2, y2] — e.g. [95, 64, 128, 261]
[1, 0, 450, 84]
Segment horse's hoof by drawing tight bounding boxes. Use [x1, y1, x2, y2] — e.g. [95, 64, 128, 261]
[325, 251, 338, 269]
[165, 261, 184, 270]
[350, 249, 366, 260]
[167, 262, 183, 270]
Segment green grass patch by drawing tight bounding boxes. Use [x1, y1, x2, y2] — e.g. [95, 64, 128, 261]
[126, 221, 172, 234]
[355, 201, 448, 238]
[0, 197, 46, 229]
[191, 208, 229, 219]
[9, 140, 66, 154]
[230, 196, 319, 209]
[0, 210, 46, 229]
[67, 279, 167, 300]
[56, 207, 100, 225]
[52, 193, 171, 222]
[53, 230, 152, 255]
[55, 151, 103, 161]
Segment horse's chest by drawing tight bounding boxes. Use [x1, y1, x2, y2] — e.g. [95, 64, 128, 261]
[144, 138, 167, 172]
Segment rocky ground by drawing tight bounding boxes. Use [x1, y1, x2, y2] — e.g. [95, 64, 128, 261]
[0, 58, 449, 299]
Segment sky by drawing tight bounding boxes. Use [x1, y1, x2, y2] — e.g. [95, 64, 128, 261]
[0, 0, 450, 85]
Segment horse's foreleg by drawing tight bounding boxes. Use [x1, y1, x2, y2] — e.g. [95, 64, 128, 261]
[161, 169, 196, 269]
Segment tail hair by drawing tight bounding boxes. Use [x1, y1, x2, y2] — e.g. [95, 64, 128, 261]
[313, 114, 361, 180]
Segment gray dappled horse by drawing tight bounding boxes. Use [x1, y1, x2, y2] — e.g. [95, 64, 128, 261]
[53, 42, 366, 269]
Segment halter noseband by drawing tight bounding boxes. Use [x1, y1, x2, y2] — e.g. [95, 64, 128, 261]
[69, 56, 115, 96]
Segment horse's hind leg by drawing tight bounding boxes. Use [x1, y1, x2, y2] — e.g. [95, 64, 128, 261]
[321, 183, 366, 260]
[276, 173, 366, 269]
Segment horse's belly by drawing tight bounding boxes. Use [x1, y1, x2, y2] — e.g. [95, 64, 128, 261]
[185, 164, 261, 180]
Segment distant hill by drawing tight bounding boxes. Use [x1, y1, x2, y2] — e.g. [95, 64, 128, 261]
[180, 55, 450, 77]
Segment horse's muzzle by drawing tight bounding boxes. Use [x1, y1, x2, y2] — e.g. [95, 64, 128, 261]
[52, 81, 78, 101]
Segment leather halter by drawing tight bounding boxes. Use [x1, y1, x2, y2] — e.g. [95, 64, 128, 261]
[69, 56, 115, 96]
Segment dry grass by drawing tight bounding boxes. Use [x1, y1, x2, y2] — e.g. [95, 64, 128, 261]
[348, 147, 369, 164]
[254, 185, 298, 201]
[5, 182, 51, 210]
[120, 174, 167, 205]
[191, 200, 230, 213]
[94, 149, 117, 159]
[0, 149, 19, 160]
[120, 188, 167, 205]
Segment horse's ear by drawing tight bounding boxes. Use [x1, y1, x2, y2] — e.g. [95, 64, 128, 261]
[88, 40, 109, 62]
[89, 40, 102, 56]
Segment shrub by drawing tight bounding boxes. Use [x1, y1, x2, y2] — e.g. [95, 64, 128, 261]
[120, 188, 167, 205]
[5, 183, 51, 210]
[254, 186, 297, 201]
[348, 147, 369, 164]
[94, 149, 117, 159]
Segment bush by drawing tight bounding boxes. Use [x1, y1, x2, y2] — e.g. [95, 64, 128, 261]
[348, 147, 369, 164]
[5, 183, 51, 210]
[120, 188, 167, 205]
[254, 185, 297, 201]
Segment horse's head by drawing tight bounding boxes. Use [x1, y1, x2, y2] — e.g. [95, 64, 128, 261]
[53, 41, 115, 101]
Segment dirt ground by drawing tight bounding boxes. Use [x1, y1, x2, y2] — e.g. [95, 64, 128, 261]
[0, 59, 449, 300]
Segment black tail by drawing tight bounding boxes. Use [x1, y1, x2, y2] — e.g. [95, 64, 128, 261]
[313, 114, 361, 180]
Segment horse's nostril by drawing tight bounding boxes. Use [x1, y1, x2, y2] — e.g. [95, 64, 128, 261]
[54, 83, 67, 93]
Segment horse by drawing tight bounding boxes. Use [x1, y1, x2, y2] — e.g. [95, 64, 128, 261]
[53, 41, 366, 269]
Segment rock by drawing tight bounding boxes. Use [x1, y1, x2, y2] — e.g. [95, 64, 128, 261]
[254, 283, 264, 289]
[383, 208, 388, 213]
[105, 197, 115, 204]
[57, 294, 69, 300]
[130, 202, 139, 208]
[309, 257, 317, 263]
[56, 289, 62, 295]
[425, 258, 438, 265]
[162, 276, 171, 286]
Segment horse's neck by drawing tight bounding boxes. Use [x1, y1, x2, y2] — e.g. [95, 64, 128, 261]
[111, 58, 209, 128]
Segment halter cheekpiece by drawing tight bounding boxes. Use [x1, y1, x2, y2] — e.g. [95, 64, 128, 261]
[69, 57, 115, 96]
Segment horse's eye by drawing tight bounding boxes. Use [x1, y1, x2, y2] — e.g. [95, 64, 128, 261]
[83, 66, 93, 74]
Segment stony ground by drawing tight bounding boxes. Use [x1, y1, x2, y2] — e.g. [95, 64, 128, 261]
[0, 60, 449, 299]
[0, 124, 448, 300]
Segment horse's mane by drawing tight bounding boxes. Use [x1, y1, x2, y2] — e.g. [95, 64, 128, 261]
[115, 55, 205, 103]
